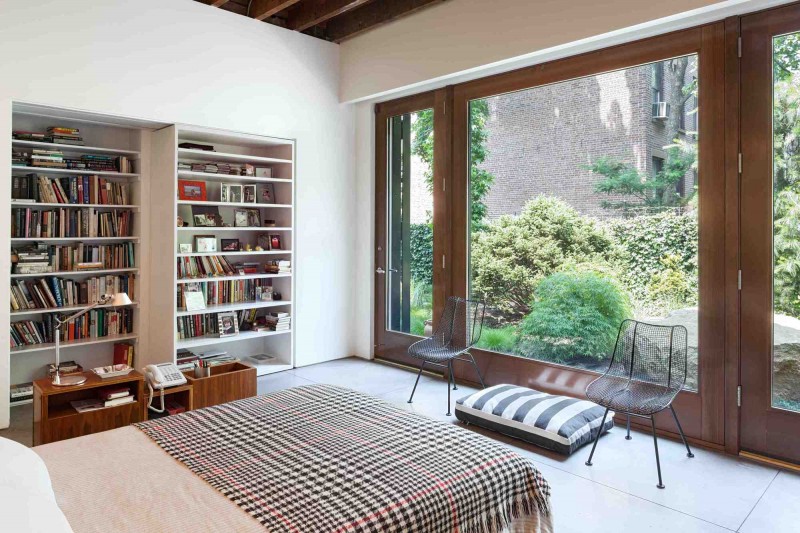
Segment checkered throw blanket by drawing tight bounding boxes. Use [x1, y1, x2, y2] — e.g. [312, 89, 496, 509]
[136, 384, 551, 532]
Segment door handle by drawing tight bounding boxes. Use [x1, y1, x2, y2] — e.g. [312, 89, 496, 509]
[376, 267, 386, 274]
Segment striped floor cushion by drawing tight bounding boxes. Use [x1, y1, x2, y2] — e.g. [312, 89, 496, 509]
[455, 384, 614, 455]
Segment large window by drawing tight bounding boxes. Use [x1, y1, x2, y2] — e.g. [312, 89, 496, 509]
[465, 56, 700, 389]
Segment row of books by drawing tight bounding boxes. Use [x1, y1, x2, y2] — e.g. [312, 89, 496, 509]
[71, 386, 136, 413]
[12, 173, 132, 205]
[12, 207, 135, 238]
[177, 255, 235, 278]
[10, 308, 135, 348]
[11, 274, 136, 311]
[177, 313, 223, 339]
[13, 242, 136, 274]
[177, 161, 252, 176]
[13, 149, 134, 173]
[177, 279, 273, 308]
[12, 150, 27, 166]
[13, 127, 85, 146]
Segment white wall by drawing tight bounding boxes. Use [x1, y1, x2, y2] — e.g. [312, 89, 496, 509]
[0, 0, 356, 428]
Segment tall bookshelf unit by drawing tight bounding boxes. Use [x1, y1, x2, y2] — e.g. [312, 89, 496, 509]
[7, 104, 163, 411]
[148, 125, 295, 376]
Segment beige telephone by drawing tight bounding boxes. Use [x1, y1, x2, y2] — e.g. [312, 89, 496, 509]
[144, 363, 187, 413]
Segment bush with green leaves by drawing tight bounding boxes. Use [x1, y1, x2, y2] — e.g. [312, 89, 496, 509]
[471, 197, 618, 320]
[517, 271, 632, 363]
[409, 223, 433, 285]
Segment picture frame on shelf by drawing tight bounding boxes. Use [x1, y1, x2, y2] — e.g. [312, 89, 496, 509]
[217, 311, 239, 337]
[269, 234, 283, 250]
[243, 184, 257, 203]
[234, 208, 261, 227]
[221, 238, 240, 251]
[191, 205, 222, 227]
[221, 183, 242, 203]
[261, 184, 276, 204]
[256, 286, 274, 302]
[179, 243, 192, 253]
[257, 234, 271, 251]
[193, 235, 217, 253]
[243, 164, 255, 177]
[255, 167, 272, 178]
[178, 180, 207, 201]
[184, 291, 206, 312]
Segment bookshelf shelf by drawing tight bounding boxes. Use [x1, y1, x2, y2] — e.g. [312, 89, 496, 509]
[11, 268, 139, 279]
[12, 139, 141, 156]
[11, 399, 33, 407]
[12, 202, 139, 211]
[11, 237, 139, 243]
[176, 273, 291, 283]
[176, 300, 291, 317]
[177, 250, 290, 257]
[177, 199, 292, 209]
[11, 333, 139, 355]
[178, 170, 292, 184]
[176, 329, 291, 350]
[178, 148, 292, 166]
[12, 165, 139, 178]
[177, 226, 292, 232]
[11, 302, 139, 317]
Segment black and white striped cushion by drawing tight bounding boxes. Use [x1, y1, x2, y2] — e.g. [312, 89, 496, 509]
[455, 384, 614, 455]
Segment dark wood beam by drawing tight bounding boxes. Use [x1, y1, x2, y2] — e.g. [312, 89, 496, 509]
[249, 0, 301, 21]
[324, 0, 446, 42]
[201, 0, 231, 7]
[288, 0, 372, 32]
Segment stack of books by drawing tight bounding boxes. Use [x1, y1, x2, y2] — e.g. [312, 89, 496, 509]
[12, 150, 29, 166]
[30, 149, 66, 168]
[177, 162, 192, 171]
[264, 311, 291, 332]
[233, 262, 261, 275]
[71, 386, 135, 413]
[199, 350, 237, 366]
[47, 360, 83, 377]
[13, 245, 52, 275]
[176, 348, 200, 371]
[10, 383, 33, 405]
[264, 260, 291, 274]
[47, 126, 84, 146]
[191, 162, 219, 174]
[13, 130, 48, 142]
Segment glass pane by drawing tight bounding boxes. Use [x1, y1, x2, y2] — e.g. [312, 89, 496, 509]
[772, 33, 800, 411]
[387, 110, 434, 335]
[468, 56, 700, 390]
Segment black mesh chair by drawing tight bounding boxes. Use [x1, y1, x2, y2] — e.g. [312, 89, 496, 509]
[584, 319, 694, 489]
[407, 297, 487, 415]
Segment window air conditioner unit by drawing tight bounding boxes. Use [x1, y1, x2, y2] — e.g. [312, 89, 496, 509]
[652, 102, 670, 119]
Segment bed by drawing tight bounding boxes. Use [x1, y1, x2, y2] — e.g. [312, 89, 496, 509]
[30, 384, 552, 532]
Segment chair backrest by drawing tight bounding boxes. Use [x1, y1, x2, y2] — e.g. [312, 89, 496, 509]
[432, 297, 486, 351]
[605, 319, 689, 392]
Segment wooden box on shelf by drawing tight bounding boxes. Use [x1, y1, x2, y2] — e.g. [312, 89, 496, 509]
[32, 370, 145, 446]
[182, 362, 256, 410]
[143, 383, 194, 421]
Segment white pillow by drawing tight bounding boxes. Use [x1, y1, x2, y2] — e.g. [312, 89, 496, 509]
[0, 437, 73, 532]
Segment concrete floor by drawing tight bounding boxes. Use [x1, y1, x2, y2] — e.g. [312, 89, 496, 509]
[3, 356, 799, 532]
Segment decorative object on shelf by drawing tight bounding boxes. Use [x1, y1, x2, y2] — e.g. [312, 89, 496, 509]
[256, 286, 274, 302]
[92, 364, 134, 379]
[243, 164, 255, 176]
[244, 243, 253, 251]
[192, 205, 223, 227]
[255, 167, 272, 178]
[178, 180, 207, 201]
[184, 291, 206, 312]
[51, 292, 132, 387]
[177, 216, 188, 227]
[217, 311, 239, 337]
[234, 208, 261, 227]
[193, 235, 217, 253]
[243, 184, 257, 203]
[263, 219, 277, 227]
[179, 243, 192, 253]
[261, 184, 276, 204]
[221, 183, 243, 203]
[269, 234, 283, 250]
[221, 239, 240, 251]
[273, 291, 283, 301]
[257, 235, 271, 250]
[178, 142, 214, 151]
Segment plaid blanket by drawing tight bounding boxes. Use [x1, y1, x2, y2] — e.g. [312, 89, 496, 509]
[136, 384, 551, 532]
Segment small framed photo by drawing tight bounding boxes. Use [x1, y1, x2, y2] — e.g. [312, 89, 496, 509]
[243, 164, 255, 177]
[256, 286, 274, 302]
[221, 183, 243, 203]
[234, 208, 250, 227]
[255, 167, 273, 178]
[179, 243, 192, 253]
[269, 234, 283, 250]
[257, 234, 271, 250]
[218, 311, 239, 337]
[193, 235, 217, 253]
[261, 184, 276, 204]
[221, 238, 240, 251]
[243, 184, 257, 203]
[178, 180, 207, 201]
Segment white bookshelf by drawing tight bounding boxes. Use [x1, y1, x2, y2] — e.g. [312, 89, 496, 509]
[148, 125, 295, 377]
[6, 104, 163, 411]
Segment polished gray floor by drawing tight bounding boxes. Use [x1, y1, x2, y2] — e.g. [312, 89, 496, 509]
[3, 357, 798, 532]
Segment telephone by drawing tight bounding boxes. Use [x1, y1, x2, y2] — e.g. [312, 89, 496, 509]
[144, 363, 187, 413]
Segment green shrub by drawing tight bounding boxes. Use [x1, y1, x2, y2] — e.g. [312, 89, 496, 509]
[470, 197, 618, 320]
[476, 325, 518, 354]
[646, 254, 696, 310]
[409, 223, 433, 286]
[517, 271, 631, 363]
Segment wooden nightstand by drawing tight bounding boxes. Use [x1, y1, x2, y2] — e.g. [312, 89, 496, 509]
[33, 370, 145, 446]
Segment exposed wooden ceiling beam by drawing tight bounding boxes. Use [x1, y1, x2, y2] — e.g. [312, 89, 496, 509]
[201, 0, 231, 6]
[324, 0, 447, 42]
[288, 0, 372, 32]
[249, 0, 302, 21]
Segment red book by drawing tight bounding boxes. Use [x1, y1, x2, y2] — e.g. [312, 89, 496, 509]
[98, 386, 130, 401]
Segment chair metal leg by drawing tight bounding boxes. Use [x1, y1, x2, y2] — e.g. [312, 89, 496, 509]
[466, 351, 486, 389]
[625, 415, 632, 440]
[669, 405, 695, 458]
[446, 361, 453, 416]
[449, 360, 458, 390]
[408, 360, 425, 404]
[585, 407, 610, 466]
[650, 416, 665, 489]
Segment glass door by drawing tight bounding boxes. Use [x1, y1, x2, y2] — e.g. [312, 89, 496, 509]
[741, 3, 800, 463]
